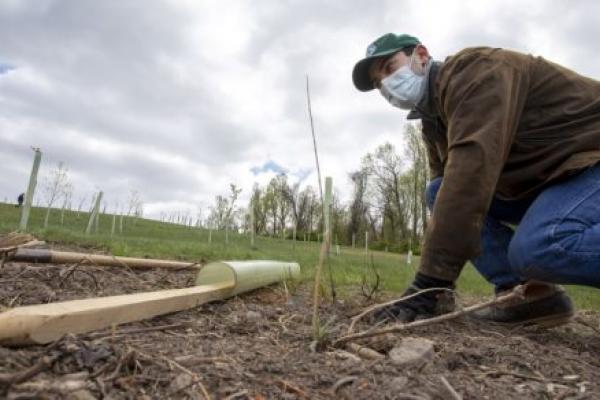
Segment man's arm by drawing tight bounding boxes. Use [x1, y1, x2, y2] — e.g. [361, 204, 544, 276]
[421, 119, 445, 179]
[419, 55, 530, 282]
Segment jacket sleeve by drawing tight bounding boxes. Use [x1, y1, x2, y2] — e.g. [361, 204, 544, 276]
[418, 56, 529, 282]
[421, 119, 444, 179]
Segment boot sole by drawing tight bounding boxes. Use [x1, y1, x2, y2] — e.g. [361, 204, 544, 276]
[479, 311, 574, 329]
[520, 311, 574, 328]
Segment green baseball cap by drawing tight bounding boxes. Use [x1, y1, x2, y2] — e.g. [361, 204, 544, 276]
[352, 33, 421, 91]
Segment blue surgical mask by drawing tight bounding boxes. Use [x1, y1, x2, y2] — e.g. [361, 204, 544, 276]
[379, 53, 427, 110]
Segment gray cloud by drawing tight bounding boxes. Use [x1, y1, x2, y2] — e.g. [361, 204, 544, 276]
[1, 0, 599, 217]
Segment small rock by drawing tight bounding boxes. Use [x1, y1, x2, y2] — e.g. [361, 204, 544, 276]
[389, 376, 409, 391]
[245, 310, 262, 322]
[169, 373, 193, 392]
[388, 337, 435, 367]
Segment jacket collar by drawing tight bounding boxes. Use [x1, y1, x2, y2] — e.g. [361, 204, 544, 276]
[406, 60, 442, 120]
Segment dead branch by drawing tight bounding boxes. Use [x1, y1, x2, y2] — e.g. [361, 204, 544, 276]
[347, 287, 457, 334]
[334, 285, 526, 347]
[0, 355, 60, 386]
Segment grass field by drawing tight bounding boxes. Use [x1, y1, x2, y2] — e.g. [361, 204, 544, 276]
[2, 201, 600, 309]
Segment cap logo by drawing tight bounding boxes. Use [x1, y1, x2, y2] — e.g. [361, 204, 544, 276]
[366, 43, 378, 56]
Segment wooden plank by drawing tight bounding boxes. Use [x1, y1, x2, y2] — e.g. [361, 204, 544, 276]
[0, 281, 234, 346]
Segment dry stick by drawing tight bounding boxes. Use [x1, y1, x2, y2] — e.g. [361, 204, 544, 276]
[84, 322, 192, 340]
[306, 76, 336, 300]
[0, 355, 59, 386]
[347, 287, 457, 334]
[331, 376, 358, 395]
[334, 285, 526, 346]
[131, 346, 211, 399]
[439, 376, 462, 400]
[275, 378, 309, 399]
[0, 354, 61, 386]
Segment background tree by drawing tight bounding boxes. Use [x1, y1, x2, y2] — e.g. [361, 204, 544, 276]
[42, 161, 70, 229]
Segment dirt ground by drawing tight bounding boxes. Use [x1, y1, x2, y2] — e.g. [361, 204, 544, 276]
[1, 248, 600, 399]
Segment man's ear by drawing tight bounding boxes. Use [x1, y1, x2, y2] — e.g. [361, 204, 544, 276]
[415, 44, 430, 62]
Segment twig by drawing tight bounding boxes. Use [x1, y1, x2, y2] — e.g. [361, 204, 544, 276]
[575, 316, 600, 335]
[134, 347, 211, 400]
[85, 322, 192, 340]
[58, 259, 99, 291]
[224, 390, 249, 400]
[275, 378, 309, 398]
[334, 285, 526, 346]
[306, 74, 336, 308]
[331, 376, 358, 395]
[347, 287, 457, 334]
[167, 376, 208, 397]
[440, 376, 462, 400]
[0, 355, 61, 386]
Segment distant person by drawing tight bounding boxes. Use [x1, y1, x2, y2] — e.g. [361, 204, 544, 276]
[352, 33, 600, 327]
[16, 193, 24, 208]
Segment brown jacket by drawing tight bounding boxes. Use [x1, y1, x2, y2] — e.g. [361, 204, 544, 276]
[419, 47, 600, 282]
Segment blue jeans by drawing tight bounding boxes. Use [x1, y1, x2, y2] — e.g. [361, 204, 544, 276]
[425, 163, 600, 292]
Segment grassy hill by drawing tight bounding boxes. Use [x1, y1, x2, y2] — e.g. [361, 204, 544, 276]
[2, 201, 599, 309]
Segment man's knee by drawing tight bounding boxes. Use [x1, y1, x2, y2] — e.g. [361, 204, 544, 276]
[425, 177, 443, 211]
[507, 227, 558, 281]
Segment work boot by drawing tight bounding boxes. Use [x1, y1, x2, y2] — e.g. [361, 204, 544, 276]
[471, 282, 574, 328]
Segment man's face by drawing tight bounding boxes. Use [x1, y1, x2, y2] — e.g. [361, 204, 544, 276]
[368, 45, 429, 90]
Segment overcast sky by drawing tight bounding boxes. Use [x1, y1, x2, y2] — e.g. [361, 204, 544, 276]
[2, 0, 599, 219]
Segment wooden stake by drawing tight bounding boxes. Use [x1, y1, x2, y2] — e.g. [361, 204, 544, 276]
[0, 282, 234, 345]
[19, 149, 42, 231]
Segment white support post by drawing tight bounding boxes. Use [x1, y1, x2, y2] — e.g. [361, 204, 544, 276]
[324, 177, 332, 242]
[250, 212, 255, 248]
[111, 214, 116, 237]
[19, 149, 42, 231]
[85, 191, 103, 235]
[293, 224, 296, 250]
[365, 231, 369, 257]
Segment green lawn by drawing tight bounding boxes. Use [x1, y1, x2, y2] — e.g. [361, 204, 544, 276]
[2, 202, 599, 309]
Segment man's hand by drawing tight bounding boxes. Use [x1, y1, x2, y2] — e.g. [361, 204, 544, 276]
[374, 273, 455, 323]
